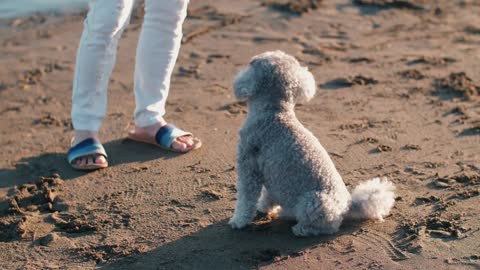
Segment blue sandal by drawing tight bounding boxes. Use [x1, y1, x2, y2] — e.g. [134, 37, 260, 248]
[67, 138, 108, 170]
[128, 124, 202, 153]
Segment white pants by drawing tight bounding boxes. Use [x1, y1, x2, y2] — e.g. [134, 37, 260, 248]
[71, 0, 189, 131]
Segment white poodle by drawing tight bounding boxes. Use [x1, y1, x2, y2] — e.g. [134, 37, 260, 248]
[228, 51, 395, 236]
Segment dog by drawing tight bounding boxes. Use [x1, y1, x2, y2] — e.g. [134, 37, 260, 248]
[228, 50, 395, 236]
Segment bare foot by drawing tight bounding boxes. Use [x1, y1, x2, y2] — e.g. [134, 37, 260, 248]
[131, 121, 195, 152]
[71, 130, 108, 167]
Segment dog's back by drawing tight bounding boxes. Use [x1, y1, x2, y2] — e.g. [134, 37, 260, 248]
[239, 109, 350, 210]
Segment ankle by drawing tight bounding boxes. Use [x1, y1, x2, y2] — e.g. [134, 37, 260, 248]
[73, 130, 99, 145]
[135, 120, 167, 133]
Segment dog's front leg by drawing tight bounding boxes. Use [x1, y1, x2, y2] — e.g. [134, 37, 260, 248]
[229, 146, 262, 229]
[229, 172, 262, 229]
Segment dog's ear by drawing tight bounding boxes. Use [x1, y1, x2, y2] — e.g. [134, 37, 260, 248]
[295, 66, 316, 103]
[233, 66, 257, 100]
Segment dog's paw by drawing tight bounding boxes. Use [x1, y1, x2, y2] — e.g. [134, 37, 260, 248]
[291, 224, 309, 237]
[228, 215, 250, 229]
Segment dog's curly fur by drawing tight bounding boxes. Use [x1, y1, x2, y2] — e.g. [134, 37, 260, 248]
[228, 51, 396, 236]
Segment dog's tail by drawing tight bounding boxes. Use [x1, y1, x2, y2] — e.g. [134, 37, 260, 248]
[346, 177, 395, 221]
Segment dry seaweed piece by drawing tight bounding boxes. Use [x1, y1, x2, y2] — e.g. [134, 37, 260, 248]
[320, 75, 378, 89]
[199, 190, 223, 201]
[336, 75, 378, 87]
[365, 137, 379, 143]
[52, 213, 98, 233]
[349, 57, 373, 63]
[403, 144, 421, 150]
[339, 122, 371, 131]
[401, 216, 465, 240]
[407, 56, 456, 66]
[21, 68, 43, 85]
[218, 101, 247, 115]
[398, 69, 424, 80]
[262, 0, 322, 15]
[351, 75, 378, 85]
[377, 144, 392, 152]
[414, 195, 440, 205]
[182, 6, 247, 44]
[177, 65, 201, 78]
[357, 137, 379, 144]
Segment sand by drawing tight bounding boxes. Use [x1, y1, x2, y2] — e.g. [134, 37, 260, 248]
[0, 0, 479, 269]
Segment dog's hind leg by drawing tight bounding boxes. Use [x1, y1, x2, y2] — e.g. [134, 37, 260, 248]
[257, 186, 284, 218]
[291, 191, 346, 236]
[256, 186, 276, 213]
[277, 207, 296, 220]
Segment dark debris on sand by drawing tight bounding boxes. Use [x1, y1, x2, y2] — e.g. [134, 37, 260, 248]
[10, 174, 65, 214]
[321, 75, 378, 89]
[183, 5, 248, 44]
[77, 242, 147, 264]
[353, 0, 424, 10]
[218, 101, 247, 115]
[402, 144, 421, 150]
[376, 144, 393, 152]
[406, 56, 456, 66]
[262, 0, 323, 15]
[402, 216, 467, 240]
[0, 174, 67, 241]
[51, 213, 99, 234]
[399, 69, 424, 80]
[458, 125, 480, 136]
[350, 75, 378, 85]
[435, 72, 480, 100]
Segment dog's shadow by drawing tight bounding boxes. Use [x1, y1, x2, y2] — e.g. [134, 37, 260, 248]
[101, 218, 363, 270]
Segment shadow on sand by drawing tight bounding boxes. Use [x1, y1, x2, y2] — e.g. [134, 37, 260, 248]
[101, 218, 363, 270]
[0, 138, 183, 188]
[336, 1, 425, 16]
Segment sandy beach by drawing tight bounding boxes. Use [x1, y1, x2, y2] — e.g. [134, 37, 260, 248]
[0, 0, 479, 269]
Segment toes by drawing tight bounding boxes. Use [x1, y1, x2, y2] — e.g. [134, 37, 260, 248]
[171, 140, 188, 151]
[177, 135, 194, 147]
[96, 155, 107, 165]
[73, 155, 106, 168]
[86, 156, 94, 166]
[78, 157, 86, 167]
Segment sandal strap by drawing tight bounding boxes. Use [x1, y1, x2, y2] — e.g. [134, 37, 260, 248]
[67, 138, 108, 164]
[155, 124, 192, 149]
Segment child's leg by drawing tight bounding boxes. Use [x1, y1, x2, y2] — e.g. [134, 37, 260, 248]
[71, 0, 135, 132]
[133, 0, 189, 127]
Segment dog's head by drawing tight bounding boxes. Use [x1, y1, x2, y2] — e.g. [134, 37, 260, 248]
[233, 50, 316, 105]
